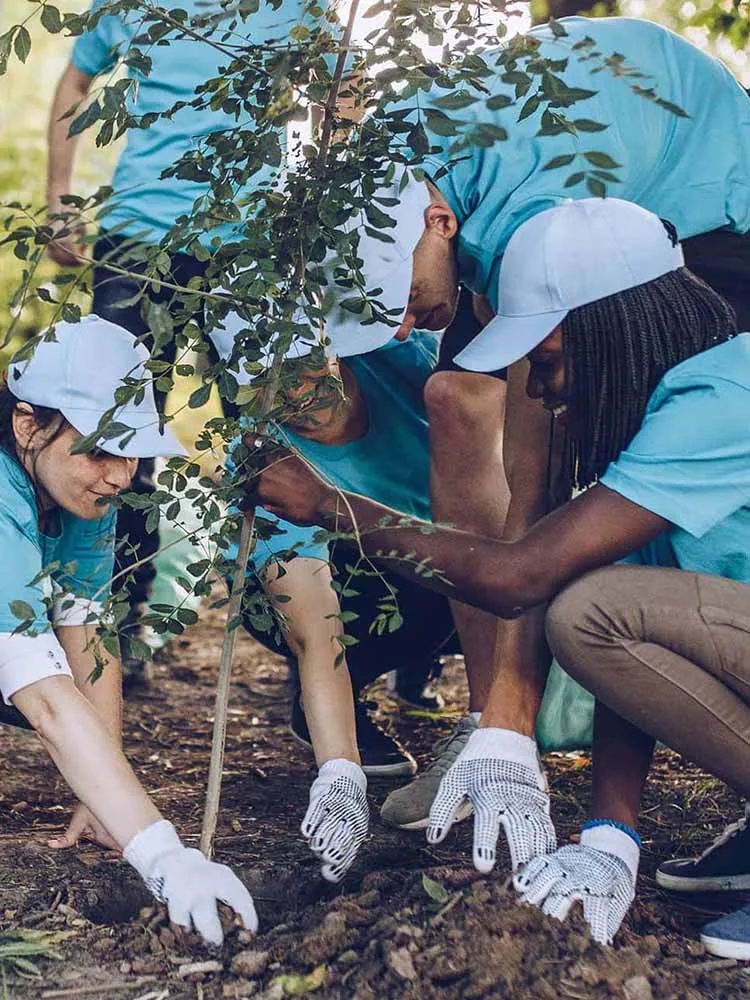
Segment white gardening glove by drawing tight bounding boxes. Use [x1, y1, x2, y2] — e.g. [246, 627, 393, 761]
[427, 728, 556, 873]
[124, 820, 258, 945]
[302, 758, 368, 883]
[515, 823, 640, 945]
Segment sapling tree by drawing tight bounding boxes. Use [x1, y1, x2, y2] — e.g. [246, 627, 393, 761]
[0, 0, 688, 848]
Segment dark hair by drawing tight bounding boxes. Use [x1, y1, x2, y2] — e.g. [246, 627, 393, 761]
[561, 267, 738, 490]
[0, 379, 67, 467]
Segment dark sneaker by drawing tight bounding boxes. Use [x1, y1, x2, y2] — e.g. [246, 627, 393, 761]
[290, 697, 417, 778]
[702, 904, 750, 960]
[656, 809, 750, 892]
[380, 715, 478, 830]
[387, 669, 445, 712]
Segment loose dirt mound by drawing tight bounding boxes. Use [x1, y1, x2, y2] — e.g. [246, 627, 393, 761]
[0, 611, 747, 999]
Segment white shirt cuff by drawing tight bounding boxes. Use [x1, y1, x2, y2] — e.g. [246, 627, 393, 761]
[0, 632, 73, 705]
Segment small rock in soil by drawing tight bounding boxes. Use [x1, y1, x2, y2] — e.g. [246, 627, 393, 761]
[387, 946, 418, 982]
[223, 980, 258, 998]
[231, 949, 269, 978]
[338, 950, 360, 967]
[623, 974, 653, 1000]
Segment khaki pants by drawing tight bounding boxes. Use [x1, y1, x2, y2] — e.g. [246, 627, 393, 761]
[545, 565, 750, 797]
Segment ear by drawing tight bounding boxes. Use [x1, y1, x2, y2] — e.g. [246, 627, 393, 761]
[424, 200, 458, 241]
[11, 403, 39, 451]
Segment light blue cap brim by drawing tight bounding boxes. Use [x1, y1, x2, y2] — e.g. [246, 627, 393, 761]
[62, 406, 188, 458]
[454, 307, 569, 373]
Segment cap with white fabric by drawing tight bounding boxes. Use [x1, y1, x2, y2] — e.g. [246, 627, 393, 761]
[454, 198, 685, 373]
[323, 169, 432, 358]
[8, 315, 186, 457]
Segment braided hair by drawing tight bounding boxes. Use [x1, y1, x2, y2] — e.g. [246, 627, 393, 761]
[561, 267, 738, 491]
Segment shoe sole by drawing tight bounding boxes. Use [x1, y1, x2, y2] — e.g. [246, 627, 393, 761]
[383, 800, 474, 831]
[656, 871, 750, 892]
[701, 933, 750, 961]
[288, 724, 417, 779]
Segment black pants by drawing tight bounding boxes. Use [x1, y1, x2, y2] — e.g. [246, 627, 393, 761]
[92, 232, 228, 610]
[242, 547, 461, 697]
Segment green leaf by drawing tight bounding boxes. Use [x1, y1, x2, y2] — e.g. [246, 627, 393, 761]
[586, 176, 607, 198]
[422, 874, 450, 904]
[431, 90, 477, 111]
[485, 93, 512, 111]
[583, 151, 621, 169]
[13, 26, 31, 63]
[563, 172, 586, 189]
[40, 5, 63, 33]
[542, 154, 576, 171]
[9, 600, 35, 621]
[188, 383, 212, 408]
[572, 118, 608, 133]
[406, 123, 429, 156]
[517, 95, 541, 122]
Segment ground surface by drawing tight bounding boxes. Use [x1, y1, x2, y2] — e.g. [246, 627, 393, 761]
[1, 609, 749, 1000]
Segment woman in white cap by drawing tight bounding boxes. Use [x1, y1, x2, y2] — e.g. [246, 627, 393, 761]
[0, 315, 256, 944]
[249, 197, 749, 955]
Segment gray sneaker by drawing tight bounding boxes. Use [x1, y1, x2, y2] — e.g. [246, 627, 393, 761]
[380, 715, 478, 830]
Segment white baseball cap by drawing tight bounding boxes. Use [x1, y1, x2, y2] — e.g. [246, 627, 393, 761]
[323, 168, 432, 357]
[8, 315, 187, 457]
[454, 198, 685, 373]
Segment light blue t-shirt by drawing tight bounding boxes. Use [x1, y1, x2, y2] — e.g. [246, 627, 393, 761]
[0, 451, 116, 634]
[601, 334, 750, 582]
[72, 0, 328, 242]
[252, 332, 437, 567]
[397, 16, 750, 308]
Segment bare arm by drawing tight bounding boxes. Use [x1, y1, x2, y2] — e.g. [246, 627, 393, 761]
[264, 557, 359, 766]
[13, 675, 161, 850]
[46, 63, 94, 266]
[55, 622, 122, 741]
[251, 449, 670, 619]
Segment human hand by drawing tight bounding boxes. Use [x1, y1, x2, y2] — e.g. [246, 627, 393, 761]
[48, 803, 119, 851]
[46, 201, 86, 267]
[427, 728, 556, 873]
[243, 439, 335, 527]
[302, 758, 368, 882]
[515, 824, 639, 945]
[124, 820, 258, 945]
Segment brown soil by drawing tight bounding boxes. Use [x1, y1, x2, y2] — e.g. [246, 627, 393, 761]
[1, 608, 748, 999]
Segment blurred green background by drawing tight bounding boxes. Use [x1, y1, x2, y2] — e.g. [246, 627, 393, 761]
[1, 0, 747, 446]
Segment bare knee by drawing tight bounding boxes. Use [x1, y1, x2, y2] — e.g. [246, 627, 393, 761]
[424, 370, 506, 446]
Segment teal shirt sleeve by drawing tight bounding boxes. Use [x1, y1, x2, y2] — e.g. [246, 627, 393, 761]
[0, 506, 52, 635]
[54, 509, 117, 605]
[71, 0, 130, 77]
[601, 371, 750, 539]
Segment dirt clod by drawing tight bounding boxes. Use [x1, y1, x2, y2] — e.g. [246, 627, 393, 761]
[231, 949, 270, 978]
[1, 610, 749, 999]
[387, 945, 418, 981]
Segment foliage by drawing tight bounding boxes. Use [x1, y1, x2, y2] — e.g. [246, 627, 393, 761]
[0, 0, 696, 644]
[0, 926, 74, 993]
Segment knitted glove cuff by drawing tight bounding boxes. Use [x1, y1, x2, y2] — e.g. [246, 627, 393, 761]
[318, 758, 367, 792]
[581, 823, 640, 881]
[123, 820, 183, 880]
[466, 728, 540, 770]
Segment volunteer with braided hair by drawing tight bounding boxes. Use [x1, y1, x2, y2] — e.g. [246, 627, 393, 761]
[250, 198, 750, 951]
[320, 14, 750, 833]
[0, 316, 256, 944]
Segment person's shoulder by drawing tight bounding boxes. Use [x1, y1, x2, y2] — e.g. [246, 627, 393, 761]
[663, 335, 750, 390]
[0, 452, 37, 527]
[648, 335, 750, 413]
[543, 15, 679, 49]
